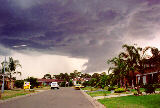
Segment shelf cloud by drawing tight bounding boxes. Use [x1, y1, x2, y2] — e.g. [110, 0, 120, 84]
[0, 0, 160, 75]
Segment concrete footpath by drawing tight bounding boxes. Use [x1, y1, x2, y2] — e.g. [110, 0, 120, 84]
[93, 93, 133, 100]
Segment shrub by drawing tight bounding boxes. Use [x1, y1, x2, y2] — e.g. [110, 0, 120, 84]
[114, 88, 126, 93]
[14, 80, 24, 88]
[69, 80, 73, 87]
[76, 81, 81, 84]
[143, 84, 156, 93]
[153, 83, 160, 88]
[25, 77, 39, 89]
[4, 81, 9, 90]
[82, 81, 90, 87]
[61, 81, 66, 87]
[104, 86, 109, 90]
[133, 91, 138, 96]
[108, 86, 116, 91]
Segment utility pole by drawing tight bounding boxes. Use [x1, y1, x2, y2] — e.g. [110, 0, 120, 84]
[1, 57, 6, 93]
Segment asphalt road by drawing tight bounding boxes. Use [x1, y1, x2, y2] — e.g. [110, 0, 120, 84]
[0, 87, 94, 108]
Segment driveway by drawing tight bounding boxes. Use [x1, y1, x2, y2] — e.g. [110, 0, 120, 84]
[0, 87, 94, 108]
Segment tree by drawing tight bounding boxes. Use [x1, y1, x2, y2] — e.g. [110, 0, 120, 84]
[14, 80, 24, 88]
[89, 78, 97, 87]
[53, 75, 61, 79]
[80, 73, 91, 78]
[121, 44, 142, 88]
[143, 46, 160, 68]
[108, 44, 143, 88]
[69, 73, 76, 79]
[108, 56, 128, 88]
[82, 81, 90, 87]
[98, 72, 109, 88]
[1, 57, 21, 89]
[43, 74, 52, 79]
[25, 77, 39, 89]
[92, 73, 100, 80]
[73, 70, 81, 78]
[68, 80, 73, 87]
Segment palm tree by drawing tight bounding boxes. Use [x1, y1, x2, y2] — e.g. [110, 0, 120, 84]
[108, 55, 128, 88]
[120, 44, 142, 88]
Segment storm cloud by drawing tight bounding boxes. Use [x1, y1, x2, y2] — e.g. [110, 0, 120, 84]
[0, 0, 160, 73]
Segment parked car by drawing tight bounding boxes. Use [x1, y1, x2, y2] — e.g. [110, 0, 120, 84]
[51, 82, 59, 89]
[74, 84, 84, 90]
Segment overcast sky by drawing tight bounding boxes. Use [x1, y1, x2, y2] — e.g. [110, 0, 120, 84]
[0, 0, 160, 79]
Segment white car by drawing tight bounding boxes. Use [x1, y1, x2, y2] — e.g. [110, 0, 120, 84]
[51, 82, 59, 89]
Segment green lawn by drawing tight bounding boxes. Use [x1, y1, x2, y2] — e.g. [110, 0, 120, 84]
[129, 88, 145, 92]
[1, 89, 36, 100]
[87, 91, 111, 97]
[34, 86, 50, 90]
[98, 94, 160, 108]
[81, 86, 99, 91]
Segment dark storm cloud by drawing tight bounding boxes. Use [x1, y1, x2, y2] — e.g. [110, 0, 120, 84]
[0, 0, 160, 72]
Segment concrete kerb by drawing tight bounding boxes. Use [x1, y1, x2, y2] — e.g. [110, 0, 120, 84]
[0, 89, 50, 104]
[80, 89, 106, 108]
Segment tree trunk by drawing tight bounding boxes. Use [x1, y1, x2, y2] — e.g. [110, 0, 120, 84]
[0, 91, 1, 99]
[9, 72, 12, 89]
[124, 77, 126, 89]
[131, 71, 135, 89]
[132, 79, 134, 88]
[120, 79, 122, 88]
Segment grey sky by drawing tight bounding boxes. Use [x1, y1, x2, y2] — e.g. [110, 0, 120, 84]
[0, 0, 160, 78]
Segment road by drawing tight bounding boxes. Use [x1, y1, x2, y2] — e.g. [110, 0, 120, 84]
[0, 87, 94, 108]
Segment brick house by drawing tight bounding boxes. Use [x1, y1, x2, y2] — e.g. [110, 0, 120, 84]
[37, 79, 64, 86]
[72, 78, 91, 85]
[0, 77, 15, 89]
[135, 58, 160, 85]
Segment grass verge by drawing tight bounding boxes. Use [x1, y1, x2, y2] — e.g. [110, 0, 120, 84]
[1, 89, 36, 100]
[87, 91, 111, 97]
[98, 94, 160, 108]
[81, 86, 99, 91]
[34, 86, 50, 90]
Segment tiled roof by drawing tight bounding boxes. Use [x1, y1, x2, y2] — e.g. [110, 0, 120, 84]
[37, 79, 64, 82]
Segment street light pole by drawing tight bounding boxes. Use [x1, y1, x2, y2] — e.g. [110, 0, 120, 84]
[1, 57, 6, 93]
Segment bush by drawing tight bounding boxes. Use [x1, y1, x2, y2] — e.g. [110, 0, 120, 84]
[153, 83, 160, 88]
[108, 86, 116, 91]
[61, 81, 66, 87]
[82, 81, 90, 87]
[4, 81, 9, 90]
[69, 80, 73, 87]
[76, 81, 81, 84]
[114, 88, 126, 93]
[143, 84, 156, 93]
[25, 77, 39, 89]
[14, 80, 24, 88]
[133, 91, 138, 96]
[104, 86, 109, 90]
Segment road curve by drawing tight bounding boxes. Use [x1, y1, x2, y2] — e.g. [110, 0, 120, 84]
[0, 87, 94, 108]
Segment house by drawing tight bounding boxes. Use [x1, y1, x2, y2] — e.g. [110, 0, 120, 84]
[72, 78, 91, 85]
[0, 77, 15, 89]
[37, 79, 64, 86]
[134, 58, 160, 86]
